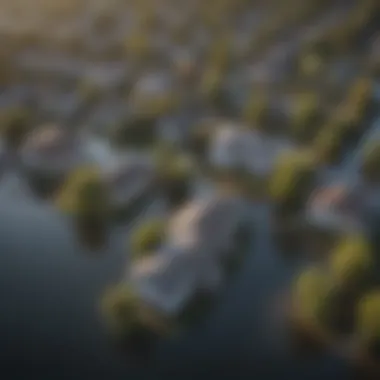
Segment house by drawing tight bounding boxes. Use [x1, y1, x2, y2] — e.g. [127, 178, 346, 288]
[167, 194, 250, 258]
[15, 51, 127, 91]
[104, 158, 156, 209]
[130, 245, 208, 316]
[208, 123, 293, 177]
[20, 124, 87, 177]
[128, 193, 251, 317]
[131, 71, 174, 106]
[305, 183, 365, 234]
[209, 124, 247, 170]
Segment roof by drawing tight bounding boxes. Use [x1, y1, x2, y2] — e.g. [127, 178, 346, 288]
[167, 194, 247, 251]
[23, 124, 67, 153]
[129, 194, 249, 316]
[306, 184, 364, 233]
[130, 245, 203, 315]
[21, 126, 86, 173]
[105, 160, 155, 206]
[209, 125, 293, 175]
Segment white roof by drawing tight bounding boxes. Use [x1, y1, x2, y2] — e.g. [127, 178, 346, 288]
[129, 194, 249, 316]
[21, 126, 87, 174]
[167, 194, 247, 252]
[209, 125, 246, 169]
[133, 72, 173, 99]
[166, 197, 209, 247]
[306, 185, 364, 233]
[106, 160, 154, 206]
[209, 125, 293, 176]
[130, 246, 203, 315]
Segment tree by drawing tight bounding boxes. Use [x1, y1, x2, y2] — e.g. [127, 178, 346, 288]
[328, 235, 373, 290]
[361, 141, 380, 184]
[56, 166, 109, 218]
[130, 219, 166, 260]
[290, 94, 321, 144]
[0, 108, 31, 149]
[101, 285, 142, 336]
[270, 149, 316, 215]
[242, 94, 269, 132]
[292, 267, 332, 327]
[313, 123, 346, 165]
[154, 144, 193, 208]
[356, 291, 380, 347]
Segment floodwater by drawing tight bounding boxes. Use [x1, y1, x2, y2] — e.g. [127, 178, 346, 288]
[2, 110, 379, 380]
[0, 180, 348, 380]
[0, 1, 375, 379]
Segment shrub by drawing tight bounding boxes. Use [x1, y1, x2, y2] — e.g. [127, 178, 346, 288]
[187, 120, 217, 162]
[124, 32, 150, 62]
[101, 285, 142, 335]
[361, 141, 380, 183]
[199, 65, 224, 103]
[242, 94, 269, 131]
[156, 151, 193, 207]
[153, 141, 193, 171]
[130, 219, 166, 259]
[328, 235, 373, 289]
[346, 77, 373, 116]
[214, 166, 268, 200]
[356, 290, 380, 345]
[200, 66, 233, 114]
[137, 92, 178, 119]
[56, 166, 110, 218]
[313, 123, 346, 165]
[290, 94, 321, 144]
[298, 50, 325, 77]
[292, 267, 332, 325]
[270, 149, 316, 214]
[153, 142, 180, 170]
[0, 107, 31, 149]
[207, 37, 232, 71]
[331, 104, 362, 136]
[294, 265, 362, 337]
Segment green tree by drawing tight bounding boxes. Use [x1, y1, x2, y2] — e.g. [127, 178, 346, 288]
[130, 219, 166, 259]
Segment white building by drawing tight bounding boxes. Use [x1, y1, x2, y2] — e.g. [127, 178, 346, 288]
[128, 193, 251, 317]
[208, 123, 293, 177]
[167, 194, 250, 258]
[131, 71, 174, 107]
[20, 124, 88, 178]
[20, 124, 157, 207]
[130, 245, 208, 316]
[104, 157, 156, 209]
[305, 183, 365, 234]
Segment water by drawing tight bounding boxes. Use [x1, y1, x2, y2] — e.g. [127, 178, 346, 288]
[0, 159, 354, 380]
[0, 1, 369, 378]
